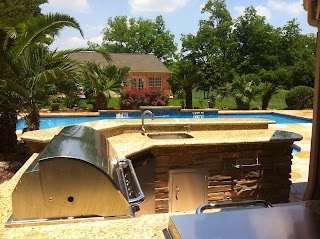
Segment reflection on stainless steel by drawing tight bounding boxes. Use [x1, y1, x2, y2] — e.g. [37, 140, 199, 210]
[118, 159, 145, 205]
[165, 205, 320, 239]
[196, 200, 273, 214]
[184, 125, 191, 133]
[141, 110, 154, 135]
[148, 133, 194, 139]
[6, 125, 144, 227]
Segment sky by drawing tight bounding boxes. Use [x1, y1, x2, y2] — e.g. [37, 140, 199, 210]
[40, 0, 317, 51]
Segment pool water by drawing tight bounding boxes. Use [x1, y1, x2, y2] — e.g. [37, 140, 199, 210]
[291, 145, 301, 155]
[17, 113, 312, 130]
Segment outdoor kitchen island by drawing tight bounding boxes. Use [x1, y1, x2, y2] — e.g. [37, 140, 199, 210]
[0, 118, 304, 237]
[20, 118, 302, 214]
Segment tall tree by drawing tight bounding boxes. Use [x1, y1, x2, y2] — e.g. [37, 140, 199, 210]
[181, 0, 236, 85]
[89, 15, 177, 62]
[198, 58, 223, 98]
[0, 0, 48, 24]
[234, 7, 280, 75]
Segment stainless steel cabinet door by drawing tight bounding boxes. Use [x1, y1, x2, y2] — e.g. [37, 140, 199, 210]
[169, 168, 208, 212]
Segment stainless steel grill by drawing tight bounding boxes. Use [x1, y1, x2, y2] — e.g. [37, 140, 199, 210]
[6, 125, 144, 227]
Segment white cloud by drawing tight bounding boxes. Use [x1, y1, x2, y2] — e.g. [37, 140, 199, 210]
[52, 36, 103, 50]
[256, 6, 272, 20]
[84, 24, 105, 33]
[129, 0, 191, 13]
[47, 0, 89, 12]
[234, 5, 271, 20]
[234, 5, 245, 17]
[89, 36, 103, 45]
[267, 0, 304, 15]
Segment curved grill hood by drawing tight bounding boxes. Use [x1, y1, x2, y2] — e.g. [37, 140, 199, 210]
[6, 125, 144, 227]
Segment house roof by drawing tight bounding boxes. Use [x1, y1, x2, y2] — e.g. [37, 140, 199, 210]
[68, 51, 172, 73]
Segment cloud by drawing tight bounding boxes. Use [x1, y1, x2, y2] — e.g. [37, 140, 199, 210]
[52, 36, 103, 50]
[267, 0, 304, 15]
[234, 5, 245, 17]
[256, 6, 272, 20]
[234, 5, 271, 20]
[47, 0, 89, 12]
[129, 0, 191, 13]
[84, 24, 105, 33]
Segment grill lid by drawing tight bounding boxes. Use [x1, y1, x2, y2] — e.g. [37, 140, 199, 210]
[26, 125, 109, 174]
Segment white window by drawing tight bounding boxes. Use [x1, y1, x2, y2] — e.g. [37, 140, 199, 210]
[148, 77, 162, 88]
[138, 79, 144, 89]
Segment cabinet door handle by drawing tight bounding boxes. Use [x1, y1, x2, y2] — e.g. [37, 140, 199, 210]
[233, 157, 261, 169]
[176, 186, 179, 201]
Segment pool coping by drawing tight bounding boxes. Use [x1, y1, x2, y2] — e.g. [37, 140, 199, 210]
[32, 110, 313, 120]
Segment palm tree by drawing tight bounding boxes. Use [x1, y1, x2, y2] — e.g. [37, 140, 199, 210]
[260, 82, 277, 110]
[19, 47, 83, 130]
[0, 13, 83, 152]
[81, 61, 130, 110]
[230, 75, 260, 110]
[172, 60, 203, 109]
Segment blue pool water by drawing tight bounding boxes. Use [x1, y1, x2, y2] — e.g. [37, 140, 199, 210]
[291, 145, 301, 155]
[17, 113, 312, 130]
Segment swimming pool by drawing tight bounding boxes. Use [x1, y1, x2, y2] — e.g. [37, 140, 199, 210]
[16, 113, 312, 130]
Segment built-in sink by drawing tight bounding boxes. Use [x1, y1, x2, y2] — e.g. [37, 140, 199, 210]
[147, 133, 194, 139]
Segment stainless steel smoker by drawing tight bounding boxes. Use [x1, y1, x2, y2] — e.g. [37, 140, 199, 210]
[6, 125, 144, 227]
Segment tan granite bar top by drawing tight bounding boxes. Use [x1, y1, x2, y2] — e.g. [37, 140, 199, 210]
[108, 129, 303, 159]
[21, 118, 275, 143]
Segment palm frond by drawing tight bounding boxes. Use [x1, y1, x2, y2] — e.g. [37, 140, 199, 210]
[13, 13, 83, 60]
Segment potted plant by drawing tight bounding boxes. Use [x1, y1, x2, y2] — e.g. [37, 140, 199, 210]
[208, 92, 216, 108]
[50, 96, 61, 111]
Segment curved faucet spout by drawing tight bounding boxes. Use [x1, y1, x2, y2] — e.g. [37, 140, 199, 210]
[142, 110, 154, 135]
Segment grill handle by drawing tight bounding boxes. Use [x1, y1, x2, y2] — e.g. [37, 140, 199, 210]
[119, 158, 145, 205]
[196, 200, 273, 214]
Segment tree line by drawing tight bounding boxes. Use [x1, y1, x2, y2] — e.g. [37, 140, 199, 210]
[91, 0, 316, 109]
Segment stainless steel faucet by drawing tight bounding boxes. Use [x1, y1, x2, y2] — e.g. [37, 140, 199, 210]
[141, 110, 154, 135]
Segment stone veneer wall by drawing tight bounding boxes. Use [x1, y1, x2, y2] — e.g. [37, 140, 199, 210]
[151, 142, 293, 214]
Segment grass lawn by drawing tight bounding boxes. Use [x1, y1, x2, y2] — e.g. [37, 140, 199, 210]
[43, 89, 288, 110]
[169, 89, 288, 110]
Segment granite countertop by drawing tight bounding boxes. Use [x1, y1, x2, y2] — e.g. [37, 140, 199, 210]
[108, 129, 302, 159]
[21, 118, 275, 143]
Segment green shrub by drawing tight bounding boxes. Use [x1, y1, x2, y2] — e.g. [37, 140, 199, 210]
[285, 86, 314, 109]
[63, 95, 80, 109]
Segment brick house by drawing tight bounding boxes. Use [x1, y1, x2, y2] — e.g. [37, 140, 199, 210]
[68, 51, 172, 95]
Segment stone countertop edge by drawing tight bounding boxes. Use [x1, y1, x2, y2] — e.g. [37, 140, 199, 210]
[108, 129, 303, 159]
[21, 118, 276, 143]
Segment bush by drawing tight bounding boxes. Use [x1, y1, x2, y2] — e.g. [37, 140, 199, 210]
[63, 95, 80, 109]
[285, 86, 314, 109]
[119, 87, 169, 109]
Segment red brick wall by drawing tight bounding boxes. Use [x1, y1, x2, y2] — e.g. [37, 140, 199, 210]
[123, 72, 172, 95]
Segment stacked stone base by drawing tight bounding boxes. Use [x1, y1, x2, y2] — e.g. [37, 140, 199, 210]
[150, 142, 293, 213]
